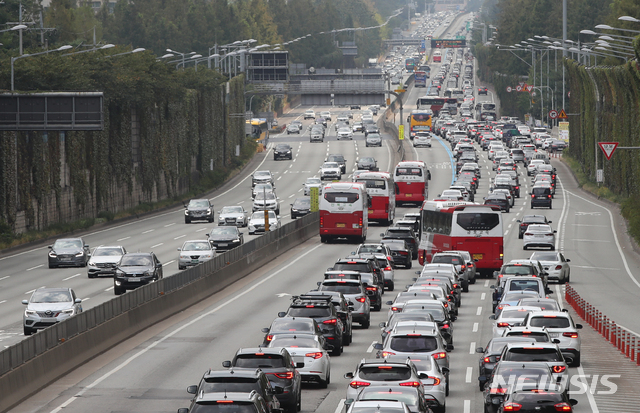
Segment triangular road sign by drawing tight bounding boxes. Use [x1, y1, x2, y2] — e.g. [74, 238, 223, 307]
[598, 142, 619, 160]
[526, 85, 533, 92]
[558, 109, 568, 119]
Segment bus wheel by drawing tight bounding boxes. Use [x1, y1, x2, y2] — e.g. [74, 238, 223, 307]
[320, 235, 327, 243]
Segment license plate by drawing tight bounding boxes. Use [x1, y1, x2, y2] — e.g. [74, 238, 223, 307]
[473, 254, 483, 260]
[406, 194, 412, 197]
[128, 278, 141, 282]
[535, 234, 545, 238]
[336, 223, 345, 228]
[61, 258, 71, 261]
[191, 259, 200, 263]
[368, 210, 374, 213]
[549, 333, 560, 338]
[218, 243, 228, 247]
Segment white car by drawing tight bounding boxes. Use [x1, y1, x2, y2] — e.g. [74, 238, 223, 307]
[217, 205, 248, 227]
[320, 162, 342, 180]
[267, 333, 331, 387]
[252, 192, 280, 214]
[346, 401, 411, 413]
[177, 240, 216, 270]
[413, 133, 432, 147]
[87, 245, 127, 278]
[320, 110, 331, 121]
[252, 183, 275, 199]
[490, 305, 542, 338]
[528, 159, 546, 175]
[439, 189, 464, 201]
[523, 224, 556, 250]
[529, 251, 571, 283]
[337, 127, 353, 140]
[303, 109, 316, 120]
[303, 177, 323, 196]
[523, 311, 583, 366]
[248, 210, 281, 234]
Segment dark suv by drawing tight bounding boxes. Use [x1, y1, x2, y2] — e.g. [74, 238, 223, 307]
[304, 290, 354, 345]
[186, 369, 281, 413]
[381, 227, 418, 259]
[330, 258, 383, 311]
[274, 144, 293, 160]
[113, 252, 163, 295]
[222, 348, 301, 413]
[531, 186, 552, 209]
[278, 295, 344, 355]
[184, 199, 214, 223]
[326, 154, 347, 174]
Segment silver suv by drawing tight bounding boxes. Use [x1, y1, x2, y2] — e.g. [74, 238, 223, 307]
[523, 311, 583, 367]
[22, 287, 83, 335]
[344, 358, 428, 401]
[87, 245, 127, 278]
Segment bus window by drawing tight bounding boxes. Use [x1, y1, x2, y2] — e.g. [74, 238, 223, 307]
[324, 192, 360, 203]
[359, 179, 387, 190]
[456, 213, 501, 231]
[396, 168, 423, 176]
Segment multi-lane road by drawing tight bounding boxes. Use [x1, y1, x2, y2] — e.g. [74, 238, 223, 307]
[4, 12, 640, 413]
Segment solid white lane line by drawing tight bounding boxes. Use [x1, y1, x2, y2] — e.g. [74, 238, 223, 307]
[63, 274, 80, 281]
[465, 367, 473, 383]
[195, 228, 208, 232]
[469, 341, 476, 355]
[0, 300, 6, 304]
[472, 322, 479, 332]
[164, 223, 176, 227]
[463, 400, 471, 413]
[476, 306, 482, 316]
[104, 286, 114, 292]
[26, 264, 43, 271]
[48, 244, 324, 413]
[334, 399, 346, 413]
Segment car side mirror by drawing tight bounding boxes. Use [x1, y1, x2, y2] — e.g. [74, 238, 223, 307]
[490, 285, 496, 289]
[344, 372, 354, 379]
[446, 343, 454, 352]
[22, 299, 28, 305]
[576, 324, 583, 329]
[222, 360, 232, 368]
[277, 312, 286, 318]
[261, 327, 269, 333]
[476, 347, 485, 353]
[488, 315, 496, 320]
[186, 385, 198, 394]
[75, 298, 82, 304]
[177, 248, 181, 251]
[380, 233, 385, 237]
[373, 343, 383, 350]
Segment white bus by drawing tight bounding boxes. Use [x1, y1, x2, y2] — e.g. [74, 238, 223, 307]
[354, 172, 396, 226]
[319, 182, 369, 243]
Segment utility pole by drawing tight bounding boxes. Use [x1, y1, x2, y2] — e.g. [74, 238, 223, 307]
[562, 0, 567, 110]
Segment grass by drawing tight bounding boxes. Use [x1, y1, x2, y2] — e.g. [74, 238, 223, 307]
[0, 139, 258, 251]
[562, 154, 640, 245]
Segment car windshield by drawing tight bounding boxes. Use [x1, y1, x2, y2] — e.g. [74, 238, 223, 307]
[200, 377, 260, 394]
[528, 225, 552, 233]
[190, 403, 256, 413]
[188, 200, 209, 208]
[287, 306, 332, 318]
[269, 336, 317, 348]
[395, 167, 423, 176]
[182, 241, 212, 251]
[323, 162, 339, 169]
[210, 227, 238, 235]
[53, 239, 83, 249]
[320, 283, 361, 294]
[93, 247, 123, 256]
[293, 198, 311, 207]
[234, 354, 286, 368]
[503, 348, 560, 362]
[432, 255, 462, 265]
[327, 156, 344, 162]
[529, 252, 558, 261]
[518, 300, 558, 311]
[358, 366, 412, 380]
[31, 290, 72, 303]
[333, 262, 370, 272]
[276, 145, 290, 150]
[358, 245, 385, 254]
[501, 309, 535, 319]
[502, 265, 534, 275]
[456, 212, 500, 231]
[255, 192, 276, 201]
[271, 319, 314, 333]
[306, 178, 321, 185]
[529, 317, 571, 329]
[120, 256, 152, 266]
[251, 211, 276, 220]
[350, 407, 406, 413]
[389, 336, 438, 352]
[221, 206, 243, 214]
[505, 332, 549, 342]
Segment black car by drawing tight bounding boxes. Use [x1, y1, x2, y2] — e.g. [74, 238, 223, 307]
[484, 193, 510, 212]
[326, 154, 347, 174]
[330, 258, 383, 311]
[478, 86, 488, 95]
[350, 104, 361, 110]
[48, 237, 90, 268]
[279, 295, 344, 355]
[113, 252, 163, 295]
[274, 144, 293, 160]
[184, 198, 214, 223]
[290, 197, 311, 219]
[381, 239, 412, 269]
[304, 290, 353, 345]
[186, 369, 281, 413]
[222, 348, 302, 413]
[381, 227, 418, 259]
[517, 215, 552, 239]
[498, 388, 577, 413]
[356, 156, 378, 171]
[207, 226, 244, 250]
[530, 186, 552, 209]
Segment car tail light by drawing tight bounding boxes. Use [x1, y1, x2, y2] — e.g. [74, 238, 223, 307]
[433, 352, 447, 360]
[266, 334, 273, 342]
[547, 233, 554, 236]
[497, 322, 510, 327]
[356, 296, 366, 303]
[391, 307, 400, 312]
[305, 352, 323, 359]
[305, 305, 315, 308]
[554, 402, 572, 411]
[442, 324, 450, 329]
[502, 403, 522, 411]
[453, 283, 458, 289]
[548, 195, 552, 198]
[490, 387, 507, 394]
[274, 372, 294, 379]
[555, 265, 563, 270]
[381, 351, 396, 357]
[399, 381, 421, 387]
[359, 216, 363, 228]
[385, 266, 392, 271]
[563, 332, 579, 338]
[349, 381, 371, 389]
[366, 287, 378, 292]
[525, 233, 533, 236]
[553, 365, 567, 373]
[483, 357, 491, 363]
[217, 400, 234, 403]
[323, 318, 337, 325]
[497, 304, 509, 310]
[443, 302, 448, 308]
[399, 251, 409, 256]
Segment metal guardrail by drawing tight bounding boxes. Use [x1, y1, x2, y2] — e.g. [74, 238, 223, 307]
[0, 213, 318, 377]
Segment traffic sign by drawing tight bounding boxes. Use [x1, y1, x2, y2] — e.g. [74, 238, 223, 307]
[558, 109, 568, 119]
[516, 85, 523, 92]
[526, 85, 533, 92]
[506, 86, 512, 93]
[519, 82, 525, 87]
[549, 109, 558, 119]
[598, 142, 619, 160]
[399, 125, 405, 140]
[395, 89, 406, 93]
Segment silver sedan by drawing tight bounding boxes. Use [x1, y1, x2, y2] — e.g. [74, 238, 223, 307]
[523, 224, 556, 250]
[529, 251, 571, 283]
[177, 240, 216, 270]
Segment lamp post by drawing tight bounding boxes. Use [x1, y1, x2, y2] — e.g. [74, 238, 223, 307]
[61, 43, 115, 57]
[166, 49, 196, 69]
[104, 48, 146, 58]
[11, 45, 72, 91]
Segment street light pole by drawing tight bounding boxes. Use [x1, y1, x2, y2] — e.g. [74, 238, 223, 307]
[11, 45, 73, 91]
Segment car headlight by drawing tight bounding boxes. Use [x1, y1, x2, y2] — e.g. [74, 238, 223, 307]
[292, 208, 298, 212]
[206, 209, 211, 214]
[75, 251, 84, 257]
[180, 254, 189, 259]
[232, 239, 240, 243]
[249, 225, 256, 230]
[88, 261, 95, 266]
[115, 270, 124, 276]
[25, 309, 37, 316]
[286, 151, 291, 153]
[143, 271, 152, 276]
[61, 309, 75, 315]
[202, 253, 213, 259]
[49, 251, 57, 257]
[184, 210, 189, 215]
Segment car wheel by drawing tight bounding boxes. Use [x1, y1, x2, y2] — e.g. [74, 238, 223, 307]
[523, 245, 528, 250]
[406, 260, 412, 269]
[374, 301, 382, 312]
[114, 285, 125, 295]
[570, 353, 581, 367]
[88, 273, 96, 279]
[332, 341, 343, 356]
[445, 372, 450, 396]
[479, 381, 485, 391]
[178, 265, 185, 270]
[24, 326, 34, 336]
[361, 317, 370, 329]
[185, 218, 191, 224]
[518, 232, 523, 239]
[550, 246, 555, 251]
[48, 263, 56, 269]
[208, 218, 214, 223]
[462, 280, 469, 293]
[388, 281, 395, 291]
[320, 235, 327, 243]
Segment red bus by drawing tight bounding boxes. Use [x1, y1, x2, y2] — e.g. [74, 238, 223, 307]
[354, 172, 395, 226]
[393, 161, 431, 206]
[319, 182, 369, 243]
[418, 201, 504, 276]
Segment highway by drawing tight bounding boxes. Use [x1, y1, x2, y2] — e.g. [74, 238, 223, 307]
[4, 11, 640, 413]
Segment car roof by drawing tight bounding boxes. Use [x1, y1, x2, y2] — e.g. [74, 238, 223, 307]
[203, 368, 263, 379]
[194, 392, 260, 403]
[235, 347, 290, 357]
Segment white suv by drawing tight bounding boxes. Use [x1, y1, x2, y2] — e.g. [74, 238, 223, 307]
[303, 109, 316, 120]
[522, 311, 583, 367]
